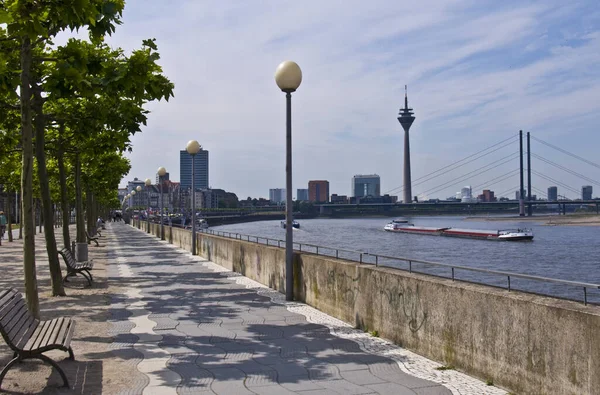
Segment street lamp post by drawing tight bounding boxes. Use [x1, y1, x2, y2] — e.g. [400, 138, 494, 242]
[186, 140, 202, 255]
[131, 190, 137, 227]
[157, 166, 167, 240]
[145, 178, 152, 233]
[136, 186, 142, 226]
[275, 60, 302, 301]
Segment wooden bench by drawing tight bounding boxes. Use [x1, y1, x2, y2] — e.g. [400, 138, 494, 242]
[85, 230, 99, 246]
[0, 288, 75, 389]
[58, 248, 94, 286]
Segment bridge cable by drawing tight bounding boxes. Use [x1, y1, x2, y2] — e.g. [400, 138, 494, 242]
[496, 185, 521, 198]
[531, 186, 549, 199]
[470, 169, 521, 191]
[531, 170, 580, 196]
[384, 134, 518, 195]
[530, 135, 600, 170]
[416, 152, 520, 198]
[530, 153, 600, 188]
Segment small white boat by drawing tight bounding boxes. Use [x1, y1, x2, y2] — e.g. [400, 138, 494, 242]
[197, 219, 209, 229]
[384, 219, 408, 231]
[186, 218, 209, 230]
[496, 229, 534, 241]
[281, 220, 300, 229]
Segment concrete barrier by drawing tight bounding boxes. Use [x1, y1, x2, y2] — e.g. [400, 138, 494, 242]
[129, 220, 600, 394]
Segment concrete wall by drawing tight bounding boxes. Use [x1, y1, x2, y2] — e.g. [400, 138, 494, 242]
[130, 220, 600, 395]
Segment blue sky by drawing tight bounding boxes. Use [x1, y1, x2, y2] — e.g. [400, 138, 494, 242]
[89, 0, 600, 200]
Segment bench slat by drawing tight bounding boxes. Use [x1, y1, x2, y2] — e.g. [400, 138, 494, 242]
[14, 319, 39, 349]
[5, 305, 30, 340]
[37, 319, 60, 350]
[47, 317, 65, 346]
[24, 320, 52, 351]
[0, 289, 17, 308]
[62, 320, 75, 348]
[0, 292, 21, 320]
[54, 318, 71, 347]
[0, 297, 24, 327]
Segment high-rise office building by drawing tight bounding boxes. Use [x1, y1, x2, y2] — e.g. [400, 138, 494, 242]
[308, 181, 329, 203]
[269, 188, 286, 204]
[478, 189, 496, 202]
[351, 175, 380, 198]
[155, 172, 169, 184]
[547, 186, 558, 201]
[582, 185, 593, 200]
[126, 178, 146, 207]
[180, 149, 209, 191]
[296, 189, 309, 201]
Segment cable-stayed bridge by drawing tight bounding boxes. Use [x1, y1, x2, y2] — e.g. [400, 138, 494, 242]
[317, 131, 600, 215]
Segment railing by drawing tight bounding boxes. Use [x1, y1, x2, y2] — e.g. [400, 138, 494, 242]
[200, 228, 600, 305]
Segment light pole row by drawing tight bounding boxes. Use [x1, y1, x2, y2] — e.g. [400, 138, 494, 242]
[130, 61, 301, 302]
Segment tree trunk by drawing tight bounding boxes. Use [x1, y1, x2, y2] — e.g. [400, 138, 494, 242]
[75, 153, 85, 244]
[20, 36, 39, 318]
[57, 143, 71, 251]
[86, 188, 94, 235]
[38, 200, 42, 233]
[7, 189, 13, 242]
[33, 88, 65, 296]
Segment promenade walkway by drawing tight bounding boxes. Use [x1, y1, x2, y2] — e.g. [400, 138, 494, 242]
[0, 223, 506, 394]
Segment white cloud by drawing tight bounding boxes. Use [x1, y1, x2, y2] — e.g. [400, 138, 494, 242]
[54, 0, 600, 199]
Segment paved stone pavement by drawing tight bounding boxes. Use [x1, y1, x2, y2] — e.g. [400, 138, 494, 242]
[107, 223, 506, 395]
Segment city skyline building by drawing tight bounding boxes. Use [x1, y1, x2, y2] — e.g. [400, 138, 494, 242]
[126, 178, 146, 208]
[460, 186, 476, 203]
[296, 189, 309, 201]
[155, 172, 169, 184]
[352, 174, 381, 198]
[477, 189, 496, 202]
[582, 185, 593, 200]
[397, 85, 415, 203]
[548, 186, 558, 201]
[269, 188, 286, 204]
[180, 149, 209, 191]
[308, 180, 330, 203]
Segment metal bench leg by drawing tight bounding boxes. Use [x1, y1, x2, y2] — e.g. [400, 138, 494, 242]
[83, 269, 93, 283]
[35, 354, 69, 388]
[93, 239, 99, 247]
[0, 356, 21, 388]
[80, 271, 92, 287]
[68, 347, 75, 360]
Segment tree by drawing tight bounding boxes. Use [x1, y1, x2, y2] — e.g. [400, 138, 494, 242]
[0, 0, 126, 315]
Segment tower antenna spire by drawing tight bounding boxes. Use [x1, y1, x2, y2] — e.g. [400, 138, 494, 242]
[398, 84, 415, 203]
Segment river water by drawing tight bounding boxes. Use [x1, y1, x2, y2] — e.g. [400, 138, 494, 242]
[212, 216, 600, 304]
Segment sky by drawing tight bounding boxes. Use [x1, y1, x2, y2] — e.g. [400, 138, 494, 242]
[69, 0, 600, 200]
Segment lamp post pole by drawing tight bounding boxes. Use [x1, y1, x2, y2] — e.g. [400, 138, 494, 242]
[145, 178, 152, 233]
[275, 61, 302, 301]
[157, 167, 167, 240]
[136, 186, 142, 227]
[191, 154, 196, 254]
[186, 140, 201, 255]
[285, 91, 293, 299]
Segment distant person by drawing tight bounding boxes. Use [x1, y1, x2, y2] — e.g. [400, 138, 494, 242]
[0, 211, 6, 240]
[96, 216, 103, 232]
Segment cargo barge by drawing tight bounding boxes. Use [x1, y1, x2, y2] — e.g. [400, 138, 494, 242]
[384, 222, 533, 241]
